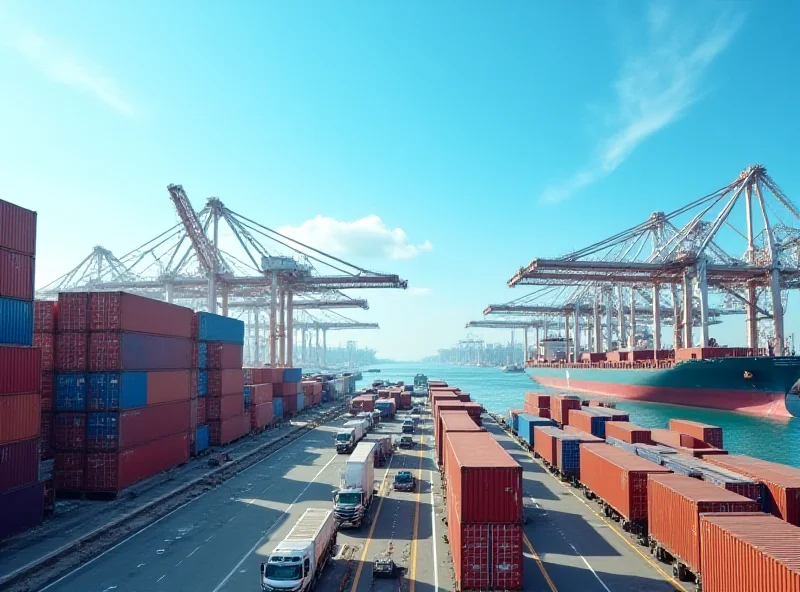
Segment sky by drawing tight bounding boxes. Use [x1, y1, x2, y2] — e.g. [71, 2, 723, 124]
[2, 1, 799, 360]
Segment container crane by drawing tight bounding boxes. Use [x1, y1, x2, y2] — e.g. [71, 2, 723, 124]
[465, 319, 544, 363]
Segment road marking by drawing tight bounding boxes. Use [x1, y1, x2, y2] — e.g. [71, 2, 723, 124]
[429, 470, 439, 592]
[157, 575, 166, 583]
[349, 447, 395, 592]
[187, 546, 201, 558]
[523, 534, 559, 592]
[569, 543, 611, 592]
[211, 452, 339, 592]
[409, 424, 426, 592]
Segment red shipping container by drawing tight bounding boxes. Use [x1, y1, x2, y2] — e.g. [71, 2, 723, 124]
[206, 369, 245, 396]
[89, 292, 194, 338]
[41, 371, 53, 411]
[0, 392, 40, 445]
[579, 443, 670, 523]
[89, 332, 193, 372]
[669, 419, 723, 449]
[251, 403, 274, 430]
[55, 451, 85, 491]
[55, 332, 88, 371]
[33, 332, 54, 372]
[0, 199, 37, 255]
[533, 426, 560, 465]
[54, 412, 87, 450]
[563, 425, 604, 443]
[650, 428, 709, 449]
[258, 368, 284, 383]
[206, 394, 244, 421]
[281, 393, 298, 416]
[428, 381, 448, 388]
[648, 473, 760, 575]
[0, 345, 41, 395]
[301, 380, 316, 395]
[85, 431, 190, 493]
[88, 401, 191, 452]
[218, 343, 243, 369]
[304, 392, 313, 409]
[699, 513, 800, 592]
[605, 421, 652, 444]
[434, 401, 465, 439]
[705, 454, 800, 526]
[550, 395, 581, 425]
[445, 431, 522, 524]
[437, 410, 483, 469]
[190, 370, 198, 400]
[676, 446, 728, 458]
[197, 396, 207, 425]
[525, 392, 550, 409]
[535, 408, 551, 419]
[251, 383, 273, 405]
[208, 415, 249, 446]
[34, 300, 58, 333]
[312, 392, 321, 406]
[0, 248, 34, 300]
[568, 409, 600, 436]
[0, 438, 39, 493]
[190, 398, 197, 429]
[399, 392, 412, 409]
[58, 293, 89, 332]
[352, 395, 375, 412]
[142, 370, 192, 405]
[40, 412, 53, 459]
[274, 381, 301, 397]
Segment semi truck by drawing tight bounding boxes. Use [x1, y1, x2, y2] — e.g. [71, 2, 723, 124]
[333, 441, 376, 528]
[375, 399, 396, 419]
[260, 508, 337, 592]
[335, 419, 367, 454]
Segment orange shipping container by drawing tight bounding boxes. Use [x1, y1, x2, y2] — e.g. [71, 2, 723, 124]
[251, 383, 273, 405]
[669, 419, 723, 448]
[0, 392, 40, 444]
[647, 474, 760, 575]
[549, 394, 581, 425]
[525, 392, 550, 409]
[533, 426, 561, 465]
[699, 513, 800, 592]
[605, 421, 652, 444]
[650, 428, 710, 449]
[562, 425, 603, 443]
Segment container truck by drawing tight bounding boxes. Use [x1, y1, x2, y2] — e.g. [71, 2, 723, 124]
[335, 419, 367, 454]
[260, 508, 337, 592]
[375, 399, 396, 419]
[333, 441, 376, 528]
[356, 412, 375, 431]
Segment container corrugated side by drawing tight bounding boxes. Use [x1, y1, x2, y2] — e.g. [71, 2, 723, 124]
[55, 452, 85, 491]
[57, 292, 89, 332]
[196, 312, 245, 344]
[282, 367, 302, 383]
[206, 393, 244, 421]
[251, 383, 273, 405]
[0, 248, 34, 300]
[445, 431, 522, 524]
[206, 369, 245, 396]
[533, 426, 560, 465]
[0, 345, 40, 395]
[437, 410, 482, 469]
[0, 481, 44, 539]
[0, 438, 39, 493]
[550, 395, 581, 425]
[669, 419, 723, 449]
[273, 397, 284, 419]
[605, 421, 652, 444]
[296, 391, 305, 412]
[89, 332, 193, 371]
[517, 414, 555, 448]
[54, 413, 87, 451]
[525, 392, 549, 408]
[55, 373, 87, 411]
[251, 403, 273, 430]
[194, 424, 210, 455]
[86, 400, 191, 451]
[648, 474, 760, 574]
[40, 411, 53, 459]
[699, 512, 800, 592]
[33, 300, 57, 333]
[33, 332, 54, 372]
[0, 297, 33, 346]
[55, 332, 88, 371]
[0, 393, 40, 445]
[0, 199, 37, 256]
[208, 415, 249, 446]
[89, 292, 194, 338]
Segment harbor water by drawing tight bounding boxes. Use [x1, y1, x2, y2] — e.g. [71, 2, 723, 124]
[361, 362, 800, 468]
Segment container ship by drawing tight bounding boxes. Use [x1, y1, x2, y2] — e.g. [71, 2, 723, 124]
[525, 347, 800, 418]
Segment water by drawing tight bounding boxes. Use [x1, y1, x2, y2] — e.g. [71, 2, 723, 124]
[359, 362, 800, 468]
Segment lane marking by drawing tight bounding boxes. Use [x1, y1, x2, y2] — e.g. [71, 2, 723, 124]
[157, 575, 165, 583]
[523, 534, 559, 592]
[211, 452, 339, 592]
[409, 422, 426, 592]
[430, 470, 439, 592]
[349, 450, 395, 592]
[187, 546, 201, 558]
[569, 543, 612, 592]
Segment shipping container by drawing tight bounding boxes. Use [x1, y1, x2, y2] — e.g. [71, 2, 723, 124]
[669, 419, 723, 449]
[0, 345, 41, 394]
[549, 394, 581, 425]
[250, 383, 273, 406]
[454, 392, 470, 403]
[650, 428, 710, 450]
[583, 407, 630, 422]
[206, 369, 245, 397]
[195, 312, 245, 344]
[86, 400, 191, 451]
[0, 199, 36, 255]
[445, 431, 522, 524]
[273, 397, 284, 420]
[89, 332, 193, 371]
[437, 411, 483, 469]
[705, 454, 800, 526]
[40, 371, 53, 411]
[0, 248, 34, 300]
[282, 367, 302, 383]
[87, 370, 191, 410]
[33, 332, 54, 371]
[0, 392, 39, 444]
[55, 332, 88, 371]
[297, 391, 306, 413]
[605, 421, 652, 444]
[562, 425, 604, 443]
[57, 292, 89, 332]
[206, 393, 244, 421]
[54, 413, 87, 451]
[89, 292, 193, 338]
[554, 435, 583, 477]
[197, 396, 207, 425]
[208, 415, 249, 446]
[525, 392, 550, 409]
[194, 424, 210, 455]
[213, 343, 243, 369]
[516, 414, 555, 449]
[251, 403, 274, 430]
[0, 481, 44, 539]
[533, 426, 561, 465]
[55, 451, 85, 491]
[55, 373, 87, 411]
[0, 297, 33, 346]
[399, 392, 412, 409]
[647, 473, 760, 576]
[699, 513, 800, 592]
[579, 443, 670, 526]
[0, 438, 39, 493]
[568, 409, 609, 438]
[33, 300, 57, 333]
[85, 431, 190, 493]
[40, 411, 53, 459]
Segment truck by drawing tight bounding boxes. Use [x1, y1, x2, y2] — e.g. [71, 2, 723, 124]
[260, 508, 337, 592]
[375, 399, 396, 420]
[335, 419, 367, 454]
[393, 470, 416, 492]
[333, 441, 376, 528]
[356, 412, 375, 431]
[401, 418, 415, 434]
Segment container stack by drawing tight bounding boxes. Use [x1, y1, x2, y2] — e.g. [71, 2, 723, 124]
[195, 312, 247, 447]
[245, 367, 285, 423]
[0, 199, 44, 538]
[301, 379, 322, 410]
[33, 300, 58, 511]
[523, 391, 551, 418]
[549, 394, 581, 426]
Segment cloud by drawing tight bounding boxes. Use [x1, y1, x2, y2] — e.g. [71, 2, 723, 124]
[278, 215, 432, 261]
[408, 287, 432, 296]
[541, 5, 743, 204]
[8, 30, 136, 116]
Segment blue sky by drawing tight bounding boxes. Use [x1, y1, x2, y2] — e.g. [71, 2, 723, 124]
[2, 1, 799, 360]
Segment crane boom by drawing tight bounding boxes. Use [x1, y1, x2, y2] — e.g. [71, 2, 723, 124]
[167, 184, 226, 275]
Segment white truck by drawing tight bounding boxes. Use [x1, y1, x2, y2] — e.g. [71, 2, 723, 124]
[260, 508, 337, 592]
[335, 419, 368, 454]
[333, 441, 376, 528]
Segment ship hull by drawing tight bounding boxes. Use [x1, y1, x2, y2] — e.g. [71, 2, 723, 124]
[526, 356, 800, 418]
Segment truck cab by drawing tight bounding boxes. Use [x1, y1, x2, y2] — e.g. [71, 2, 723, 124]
[261, 543, 311, 592]
[333, 442, 376, 528]
[335, 428, 356, 454]
[393, 470, 416, 492]
[402, 419, 415, 434]
[399, 435, 415, 449]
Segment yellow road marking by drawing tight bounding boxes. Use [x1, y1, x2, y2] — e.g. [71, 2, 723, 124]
[523, 533, 559, 592]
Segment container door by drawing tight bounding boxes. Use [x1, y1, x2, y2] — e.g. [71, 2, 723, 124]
[461, 523, 491, 590]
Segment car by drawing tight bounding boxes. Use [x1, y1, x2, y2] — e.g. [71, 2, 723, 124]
[402, 420, 415, 434]
[399, 435, 415, 449]
[410, 406, 421, 415]
[393, 470, 416, 492]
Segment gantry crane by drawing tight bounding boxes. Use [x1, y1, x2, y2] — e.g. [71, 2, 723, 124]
[292, 321, 380, 368]
[465, 319, 545, 363]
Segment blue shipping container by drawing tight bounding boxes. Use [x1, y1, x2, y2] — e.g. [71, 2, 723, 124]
[106, 333, 193, 371]
[196, 312, 245, 344]
[0, 297, 33, 346]
[283, 368, 302, 383]
[198, 370, 208, 397]
[555, 436, 582, 473]
[195, 424, 210, 455]
[197, 342, 207, 369]
[273, 397, 284, 419]
[86, 412, 119, 449]
[296, 391, 305, 413]
[517, 413, 556, 448]
[56, 373, 87, 411]
[321, 390, 329, 403]
[88, 372, 147, 410]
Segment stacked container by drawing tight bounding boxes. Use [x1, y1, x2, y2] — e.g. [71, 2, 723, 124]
[549, 394, 581, 426]
[668, 419, 723, 449]
[524, 391, 550, 418]
[0, 199, 43, 538]
[301, 380, 323, 409]
[245, 372, 274, 432]
[436, 410, 483, 469]
[33, 300, 58, 511]
[515, 413, 555, 449]
[605, 421, 652, 444]
[196, 312, 247, 447]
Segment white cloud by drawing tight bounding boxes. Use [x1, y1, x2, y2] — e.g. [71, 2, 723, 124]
[278, 215, 432, 261]
[8, 30, 136, 116]
[408, 287, 432, 296]
[541, 5, 743, 204]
